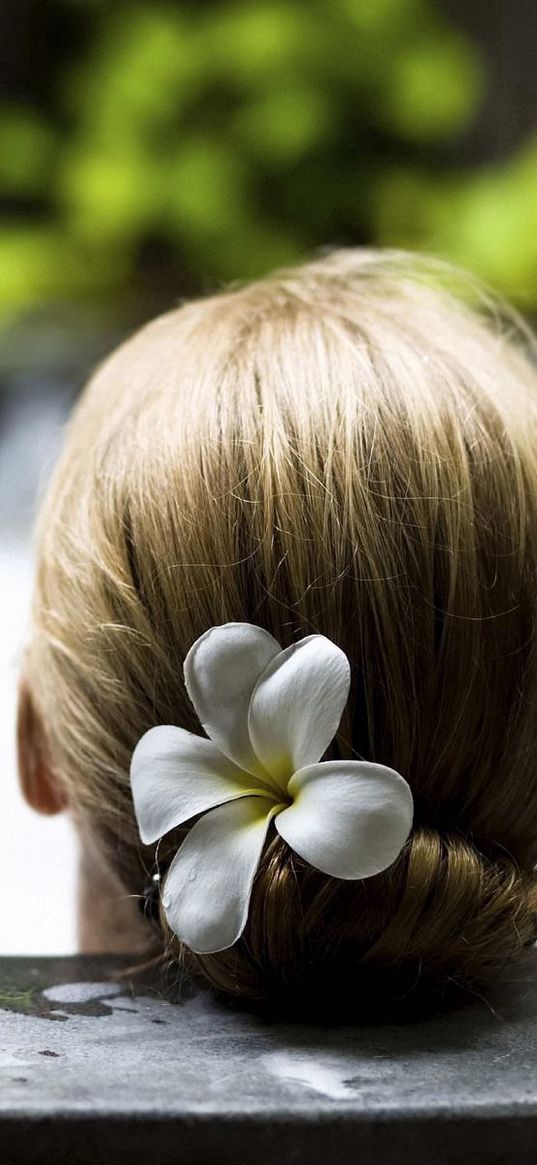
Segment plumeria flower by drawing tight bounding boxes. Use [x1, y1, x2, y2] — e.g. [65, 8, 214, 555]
[130, 623, 414, 955]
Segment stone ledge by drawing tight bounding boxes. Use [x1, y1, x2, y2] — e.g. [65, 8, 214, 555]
[1, 954, 537, 1164]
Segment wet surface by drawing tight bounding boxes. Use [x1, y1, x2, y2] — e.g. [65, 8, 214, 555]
[1, 955, 537, 1162]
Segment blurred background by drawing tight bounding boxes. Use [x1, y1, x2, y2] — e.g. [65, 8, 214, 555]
[1, 0, 536, 953]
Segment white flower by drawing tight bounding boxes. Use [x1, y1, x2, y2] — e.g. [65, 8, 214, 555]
[130, 623, 414, 955]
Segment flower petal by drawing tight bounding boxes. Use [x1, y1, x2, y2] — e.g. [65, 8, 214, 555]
[183, 623, 281, 777]
[248, 636, 350, 782]
[162, 796, 279, 953]
[275, 761, 414, 878]
[130, 725, 272, 845]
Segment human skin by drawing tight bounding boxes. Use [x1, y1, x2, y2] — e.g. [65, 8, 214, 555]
[77, 823, 152, 954]
[18, 679, 150, 954]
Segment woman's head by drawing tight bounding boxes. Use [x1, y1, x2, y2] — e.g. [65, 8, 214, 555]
[21, 248, 537, 1018]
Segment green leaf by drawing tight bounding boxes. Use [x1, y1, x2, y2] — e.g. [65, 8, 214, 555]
[0, 108, 55, 194]
[377, 31, 485, 141]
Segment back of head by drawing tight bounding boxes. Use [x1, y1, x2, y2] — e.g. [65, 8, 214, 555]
[28, 248, 537, 1020]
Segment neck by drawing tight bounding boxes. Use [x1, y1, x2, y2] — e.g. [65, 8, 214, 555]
[76, 823, 155, 955]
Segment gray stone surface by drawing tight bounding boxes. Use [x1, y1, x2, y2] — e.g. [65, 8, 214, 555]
[1, 954, 537, 1164]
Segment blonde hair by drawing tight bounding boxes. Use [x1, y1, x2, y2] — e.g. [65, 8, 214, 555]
[28, 248, 537, 1019]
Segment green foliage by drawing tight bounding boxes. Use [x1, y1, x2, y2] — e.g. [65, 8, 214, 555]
[0, 109, 56, 196]
[375, 139, 537, 307]
[2, 0, 534, 319]
[377, 31, 485, 142]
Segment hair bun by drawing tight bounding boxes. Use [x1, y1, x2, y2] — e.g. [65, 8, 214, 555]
[164, 826, 537, 1021]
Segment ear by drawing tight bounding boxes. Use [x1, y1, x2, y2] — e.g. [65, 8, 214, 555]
[17, 678, 68, 815]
